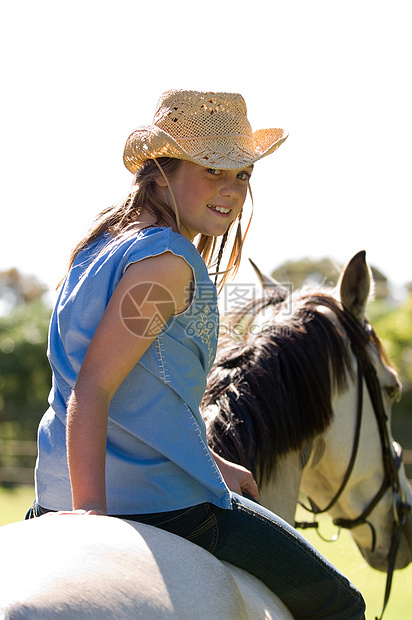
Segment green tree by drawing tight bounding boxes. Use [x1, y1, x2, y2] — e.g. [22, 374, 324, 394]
[271, 257, 390, 300]
[0, 268, 48, 307]
[0, 271, 51, 442]
[372, 291, 412, 390]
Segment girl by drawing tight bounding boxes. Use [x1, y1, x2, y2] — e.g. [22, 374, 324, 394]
[27, 90, 365, 619]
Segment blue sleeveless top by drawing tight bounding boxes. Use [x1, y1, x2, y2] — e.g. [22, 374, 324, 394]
[35, 227, 231, 514]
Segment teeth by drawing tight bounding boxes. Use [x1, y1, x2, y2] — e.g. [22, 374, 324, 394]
[209, 205, 231, 214]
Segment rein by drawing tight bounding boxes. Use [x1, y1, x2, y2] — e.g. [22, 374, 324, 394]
[296, 356, 411, 620]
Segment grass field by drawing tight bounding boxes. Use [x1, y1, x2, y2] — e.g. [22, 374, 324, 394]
[1, 485, 411, 619]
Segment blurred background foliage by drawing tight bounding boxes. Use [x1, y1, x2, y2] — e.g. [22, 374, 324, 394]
[0, 259, 411, 485]
[0, 269, 51, 444]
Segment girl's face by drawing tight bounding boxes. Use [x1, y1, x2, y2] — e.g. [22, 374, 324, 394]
[155, 160, 253, 241]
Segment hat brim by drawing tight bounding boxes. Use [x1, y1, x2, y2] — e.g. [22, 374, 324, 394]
[123, 125, 288, 174]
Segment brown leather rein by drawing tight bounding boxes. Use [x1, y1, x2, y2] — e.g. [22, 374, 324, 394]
[296, 355, 411, 620]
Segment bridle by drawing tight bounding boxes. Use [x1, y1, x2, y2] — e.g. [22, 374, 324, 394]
[296, 347, 411, 620]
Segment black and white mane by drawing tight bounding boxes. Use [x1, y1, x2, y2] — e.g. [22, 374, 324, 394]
[202, 288, 383, 485]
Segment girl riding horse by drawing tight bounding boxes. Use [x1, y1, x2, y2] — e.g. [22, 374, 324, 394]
[27, 89, 365, 620]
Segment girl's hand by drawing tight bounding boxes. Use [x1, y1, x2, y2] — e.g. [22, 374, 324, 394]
[211, 450, 259, 501]
[44, 508, 107, 517]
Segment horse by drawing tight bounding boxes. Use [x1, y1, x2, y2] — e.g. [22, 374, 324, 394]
[0, 251, 410, 619]
[204, 251, 412, 576]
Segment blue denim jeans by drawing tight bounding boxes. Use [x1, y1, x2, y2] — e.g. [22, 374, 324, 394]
[26, 494, 365, 620]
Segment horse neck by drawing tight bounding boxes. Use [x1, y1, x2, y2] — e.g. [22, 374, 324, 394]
[299, 372, 361, 508]
[259, 451, 303, 525]
[299, 355, 412, 570]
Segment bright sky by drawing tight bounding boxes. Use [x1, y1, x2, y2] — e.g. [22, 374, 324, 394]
[1, 0, 411, 305]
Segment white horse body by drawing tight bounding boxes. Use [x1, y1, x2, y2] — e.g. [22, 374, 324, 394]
[0, 513, 293, 619]
[1, 251, 411, 618]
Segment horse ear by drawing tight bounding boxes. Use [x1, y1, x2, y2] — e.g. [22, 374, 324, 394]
[248, 258, 288, 294]
[338, 251, 371, 322]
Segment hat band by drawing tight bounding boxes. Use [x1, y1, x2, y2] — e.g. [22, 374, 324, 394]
[172, 133, 254, 142]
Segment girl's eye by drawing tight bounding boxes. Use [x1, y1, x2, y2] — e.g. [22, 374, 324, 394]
[206, 168, 252, 180]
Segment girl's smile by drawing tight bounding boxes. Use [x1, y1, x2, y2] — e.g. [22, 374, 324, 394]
[154, 160, 253, 241]
[208, 205, 231, 214]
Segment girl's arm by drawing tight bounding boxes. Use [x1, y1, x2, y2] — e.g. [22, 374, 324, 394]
[66, 252, 193, 514]
[210, 449, 259, 501]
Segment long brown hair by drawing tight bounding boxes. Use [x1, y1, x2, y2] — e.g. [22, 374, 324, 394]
[64, 158, 250, 291]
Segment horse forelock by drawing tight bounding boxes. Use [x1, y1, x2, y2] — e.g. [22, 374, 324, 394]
[202, 289, 375, 485]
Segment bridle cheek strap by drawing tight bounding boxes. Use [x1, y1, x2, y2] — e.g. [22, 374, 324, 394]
[296, 362, 364, 523]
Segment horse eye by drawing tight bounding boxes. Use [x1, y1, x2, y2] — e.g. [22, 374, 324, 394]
[386, 386, 396, 398]
[385, 385, 401, 401]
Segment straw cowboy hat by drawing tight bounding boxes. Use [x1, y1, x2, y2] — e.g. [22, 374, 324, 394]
[123, 90, 288, 173]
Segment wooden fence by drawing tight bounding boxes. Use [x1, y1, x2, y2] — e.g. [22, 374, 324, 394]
[0, 441, 412, 487]
[0, 439, 37, 485]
